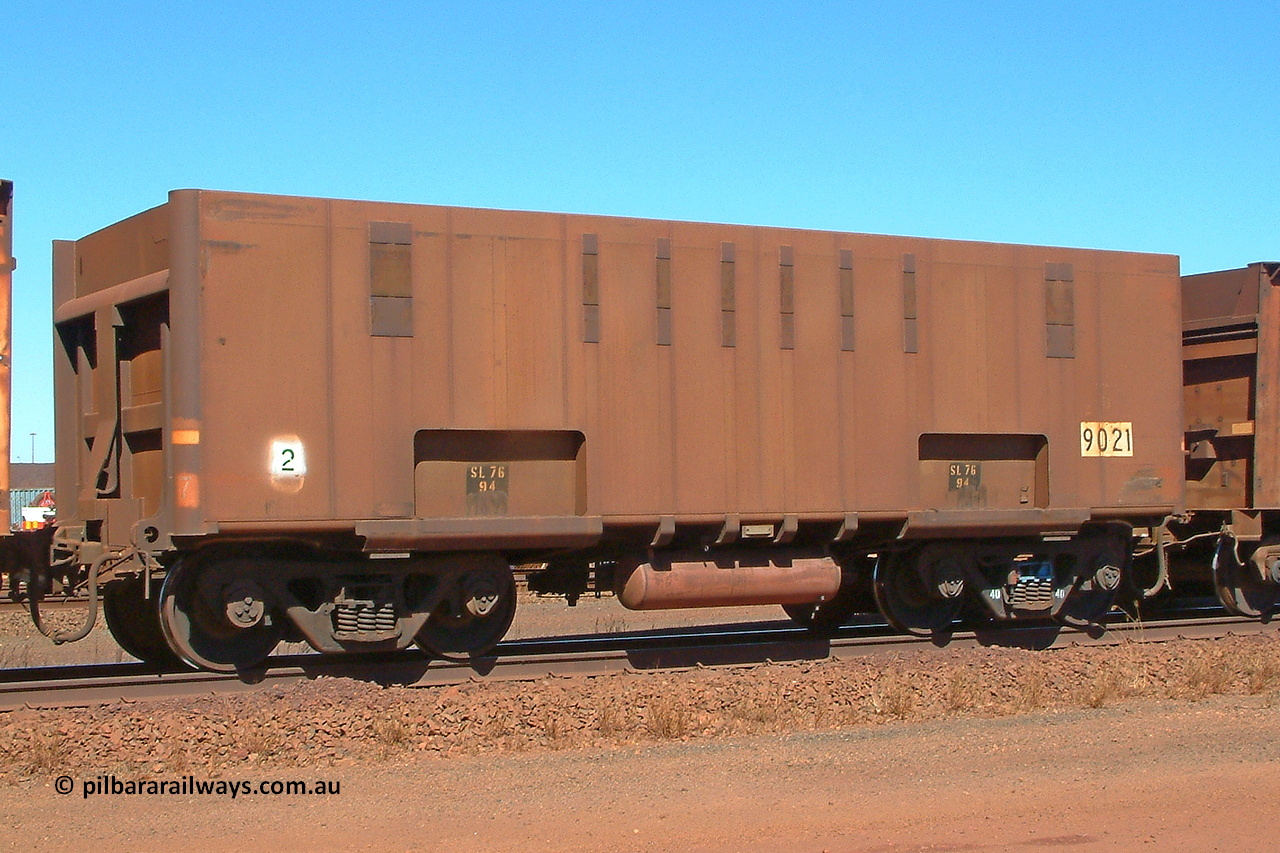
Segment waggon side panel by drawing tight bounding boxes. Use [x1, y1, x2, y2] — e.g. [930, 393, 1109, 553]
[1091, 259, 1185, 509]
[198, 194, 335, 523]
[329, 200, 443, 522]
[667, 221, 730, 516]
[72, 204, 169, 298]
[787, 231, 846, 512]
[842, 239, 915, 511]
[753, 230, 793, 513]
[51, 240, 77, 528]
[729, 231, 767, 514]
[588, 217, 674, 517]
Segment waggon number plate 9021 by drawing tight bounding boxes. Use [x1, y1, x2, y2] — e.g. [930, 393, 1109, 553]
[1080, 422, 1133, 457]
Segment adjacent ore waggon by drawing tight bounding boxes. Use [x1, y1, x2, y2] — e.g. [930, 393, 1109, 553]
[28, 189, 1188, 670]
[0, 181, 12, 533]
[1162, 262, 1280, 616]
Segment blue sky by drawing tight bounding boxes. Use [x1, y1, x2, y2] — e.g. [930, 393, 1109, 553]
[5, 1, 1278, 462]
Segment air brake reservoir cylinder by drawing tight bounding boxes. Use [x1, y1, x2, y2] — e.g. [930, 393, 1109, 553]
[615, 550, 843, 610]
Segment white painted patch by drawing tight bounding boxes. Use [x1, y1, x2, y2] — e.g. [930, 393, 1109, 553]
[270, 437, 307, 493]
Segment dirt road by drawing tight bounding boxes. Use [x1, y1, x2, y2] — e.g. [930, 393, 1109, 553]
[6, 689, 1277, 852]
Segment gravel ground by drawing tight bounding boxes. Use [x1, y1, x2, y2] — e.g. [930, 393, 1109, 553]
[9, 691, 1279, 853]
[3, 613, 1279, 852]
[1, 632, 1276, 784]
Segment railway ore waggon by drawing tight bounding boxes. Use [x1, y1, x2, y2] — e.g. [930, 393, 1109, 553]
[1165, 262, 1280, 616]
[27, 189, 1188, 671]
[0, 181, 11, 532]
[0, 181, 50, 597]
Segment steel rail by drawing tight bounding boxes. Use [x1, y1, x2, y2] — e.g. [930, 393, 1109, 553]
[0, 609, 1275, 711]
[0, 596, 90, 614]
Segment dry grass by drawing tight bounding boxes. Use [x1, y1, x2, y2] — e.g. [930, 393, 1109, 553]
[483, 709, 513, 740]
[595, 703, 624, 736]
[1016, 669, 1049, 711]
[1083, 669, 1122, 709]
[20, 733, 65, 776]
[5, 631, 1280, 781]
[374, 717, 407, 746]
[1180, 647, 1232, 700]
[592, 615, 629, 634]
[1239, 647, 1280, 695]
[0, 645, 33, 669]
[242, 728, 285, 763]
[541, 714, 566, 742]
[1113, 640, 1158, 694]
[372, 716, 411, 758]
[944, 667, 983, 713]
[730, 696, 781, 726]
[870, 676, 915, 720]
[646, 699, 690, 739]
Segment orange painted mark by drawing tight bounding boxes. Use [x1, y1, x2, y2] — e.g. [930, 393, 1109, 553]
[172, 429, 201, 445]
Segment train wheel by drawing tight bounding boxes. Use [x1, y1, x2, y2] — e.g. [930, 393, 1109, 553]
[158, 558, 284, 672]
[416, 557, 516, 660]
[1052, 572, 1119, 628]
[102, 576, 185, 668]
[873, 547, 966, 638]
[1213, 536, 1278, 619]
[783, 570, 864, 629]
[1054, 555, 1124, 629]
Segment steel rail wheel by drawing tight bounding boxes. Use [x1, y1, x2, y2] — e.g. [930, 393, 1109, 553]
[1213, 536, 1278, 619]
[102, 576, 185, 668]
[1051, 581, 1115, 628]
[1053, 522, 1130, 629]
[158, 558, 284, 672]
[873, 549, 965, 638]
[416, 557, 517, 660]
[1052, 562, 1120, 629]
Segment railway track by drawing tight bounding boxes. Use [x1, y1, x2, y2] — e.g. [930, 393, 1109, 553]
[1, 606, 1274, 711]
[0, 596, 90, 614]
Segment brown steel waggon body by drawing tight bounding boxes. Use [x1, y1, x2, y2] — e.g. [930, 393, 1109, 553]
[0, 181, 11, 534]
[0, 182, 59, 602]
[0, 181, 12, 536]
[36, 189, 1189, 670]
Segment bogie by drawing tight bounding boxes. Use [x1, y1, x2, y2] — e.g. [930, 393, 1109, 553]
[872, 524, 1130, 636]
[147, 547, 520, 671]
